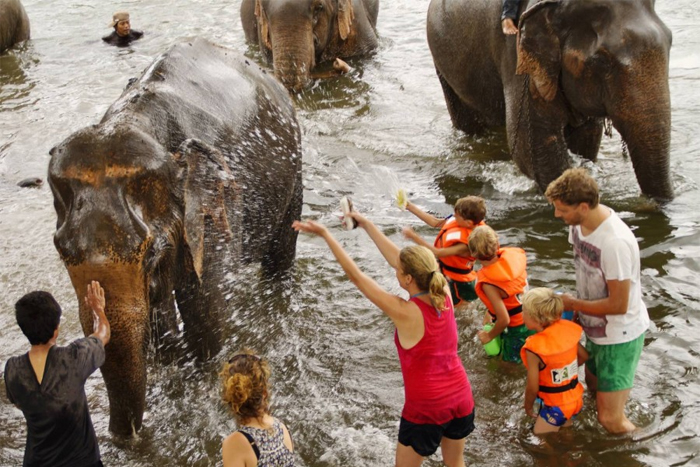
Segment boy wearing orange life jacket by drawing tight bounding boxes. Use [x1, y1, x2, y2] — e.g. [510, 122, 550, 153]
[401, 196, 486, 306]
[521, 288, 588, 434]
[468, 225, 533, 363]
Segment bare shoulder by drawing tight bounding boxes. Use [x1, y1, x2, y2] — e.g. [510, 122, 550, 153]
[278, 420, 295, 453]
[222, 432, 255, 467]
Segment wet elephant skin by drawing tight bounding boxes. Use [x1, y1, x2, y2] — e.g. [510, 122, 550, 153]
[241, 0, 379, 91]
[0, 0, 30, 54]
[48, 37, 303, 436]
[427, 0, 673, 200]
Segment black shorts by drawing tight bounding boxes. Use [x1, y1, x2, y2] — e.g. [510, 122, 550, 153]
[398, 411, 475, 457]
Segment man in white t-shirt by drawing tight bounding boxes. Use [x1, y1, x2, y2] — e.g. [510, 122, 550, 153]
[545, 168, 649, 434]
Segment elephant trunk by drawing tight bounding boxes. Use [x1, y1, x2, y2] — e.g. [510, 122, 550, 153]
[66, 262, 149, 436]
[270, 22, 315, 92]
[610, 59, 673, 201]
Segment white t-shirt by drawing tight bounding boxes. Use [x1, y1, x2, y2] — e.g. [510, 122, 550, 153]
[569, 207, 649, 345]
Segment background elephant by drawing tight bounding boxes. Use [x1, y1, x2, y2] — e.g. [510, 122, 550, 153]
[427, 0, 673, 200]
[240, 0, 379, 91]
[48, 38, 303, 436]
[0, 0, 30, 54]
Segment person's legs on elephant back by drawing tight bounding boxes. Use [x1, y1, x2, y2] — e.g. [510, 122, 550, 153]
[501, 0, 521, 35]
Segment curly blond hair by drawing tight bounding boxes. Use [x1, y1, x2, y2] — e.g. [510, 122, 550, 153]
[522, 288, 563, 328]
[220, 349, 270, 424]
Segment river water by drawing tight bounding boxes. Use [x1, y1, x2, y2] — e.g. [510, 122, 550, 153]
[1, 0, 698, 466]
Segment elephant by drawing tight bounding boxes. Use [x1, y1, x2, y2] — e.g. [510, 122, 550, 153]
[240, 0, 380, 91]
[48, 38, 303, 436]
[0, 0, 30, 54]
[427, 0, 673, 200]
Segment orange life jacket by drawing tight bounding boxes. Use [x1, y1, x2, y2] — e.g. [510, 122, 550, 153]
[520, 320, 584, 419]
[475, 247, 527, 327]
[434, 217, 482, 282]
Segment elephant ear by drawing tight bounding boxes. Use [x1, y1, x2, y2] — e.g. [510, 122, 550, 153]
[337, 0, 356, 41]
[255, 0, 272, 50]
[175, 139, 237, 282]
[516, 0, 561, 102]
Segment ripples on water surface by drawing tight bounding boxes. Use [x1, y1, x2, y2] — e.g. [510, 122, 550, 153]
[1, 0, 699, 466]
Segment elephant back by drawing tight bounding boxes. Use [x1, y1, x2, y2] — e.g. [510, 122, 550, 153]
[100, 38, 298, 157]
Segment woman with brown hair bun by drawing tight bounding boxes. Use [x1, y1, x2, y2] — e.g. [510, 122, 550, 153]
[220, 351, 294, 467]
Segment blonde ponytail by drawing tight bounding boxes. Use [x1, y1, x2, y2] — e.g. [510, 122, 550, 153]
[400, 245, 449, 312]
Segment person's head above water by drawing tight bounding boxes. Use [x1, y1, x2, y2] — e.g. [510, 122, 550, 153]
[398, 245, 449, 311]
[109, 11, 131, 37]
[15, 291, 62, 345]
[220, 350, 271, 424]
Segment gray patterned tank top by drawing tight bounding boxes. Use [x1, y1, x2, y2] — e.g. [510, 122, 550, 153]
[238, 418, 294, 467]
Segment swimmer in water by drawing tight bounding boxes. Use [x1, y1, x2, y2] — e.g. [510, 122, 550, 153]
[102, 11, 143, 47]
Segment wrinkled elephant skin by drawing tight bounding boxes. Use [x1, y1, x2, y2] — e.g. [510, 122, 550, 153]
[0, 0, 30, 54]
[241, 0, 379, 91]
[48, 38, 303, 436]
[427, 0, 673, 200]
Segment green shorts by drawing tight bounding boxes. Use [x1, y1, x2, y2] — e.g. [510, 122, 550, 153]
[448, 279, 478, 304]
[502, 324, 535, 363]
[585, 333, 645, 392]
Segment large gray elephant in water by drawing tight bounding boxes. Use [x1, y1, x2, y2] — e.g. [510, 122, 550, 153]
[0, 0, 30, 54]
[427, 0, 673, 200]
[48, 38, 302, 436]
[241, 0, 379, 91]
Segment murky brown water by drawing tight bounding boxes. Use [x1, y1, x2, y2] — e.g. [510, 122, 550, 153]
[1, 0, 699, 465]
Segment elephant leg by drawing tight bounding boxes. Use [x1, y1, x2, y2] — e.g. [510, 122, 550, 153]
[437, 69, 487, 135]
[565, 118, 603, 162]
[261, 175, 302, 277]
[176, 217, 227, 361]
[150, 295, 180, 362]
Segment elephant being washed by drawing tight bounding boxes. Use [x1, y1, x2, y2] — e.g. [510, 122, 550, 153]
[241, 0, 379, 91]
[0, 0, 30, 54]
[427, 0, 673, 200]
[48, 38, 303, 436]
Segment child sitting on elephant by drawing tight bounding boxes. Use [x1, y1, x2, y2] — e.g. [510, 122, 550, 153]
[501, 0, 521, 35]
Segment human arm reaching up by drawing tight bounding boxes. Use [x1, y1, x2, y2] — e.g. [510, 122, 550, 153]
[85, 281, 111, 346]
[405, 200, 445, 228]
[348, 212, 402, 270]
[292, 220, 422, 338]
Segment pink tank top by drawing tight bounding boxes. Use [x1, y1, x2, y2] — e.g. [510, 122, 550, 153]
[395, 296, 474, 424]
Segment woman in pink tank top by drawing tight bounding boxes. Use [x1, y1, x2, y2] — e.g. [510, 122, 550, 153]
[293, 211, 475, 466]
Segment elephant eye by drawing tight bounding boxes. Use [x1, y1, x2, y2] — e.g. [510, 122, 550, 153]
[313, 2, 324, 14]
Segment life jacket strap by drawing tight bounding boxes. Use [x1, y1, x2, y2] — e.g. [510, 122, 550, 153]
[539, 377, 579, 394]
[507, 305, 523, 317]
[438, 260, 473, 275]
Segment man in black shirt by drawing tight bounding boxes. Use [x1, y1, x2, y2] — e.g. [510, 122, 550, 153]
[102, 11, 143, 46]
[4, 281, 111, 467]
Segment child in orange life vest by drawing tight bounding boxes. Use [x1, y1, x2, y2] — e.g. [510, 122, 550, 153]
[521, 288, 588, 434]
[468, 225, 533, 363]
[402, 196, 486, 307]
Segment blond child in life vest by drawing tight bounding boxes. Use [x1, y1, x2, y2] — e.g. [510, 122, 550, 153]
[521, 288, 588, 434]
[468, 225, 532, 363]
[401, 196, 486, 307]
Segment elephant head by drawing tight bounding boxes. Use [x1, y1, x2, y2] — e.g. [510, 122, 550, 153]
[515, 0, 673, 200]
[48, 126, 235, 435]
[241, 0, 379, 91]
